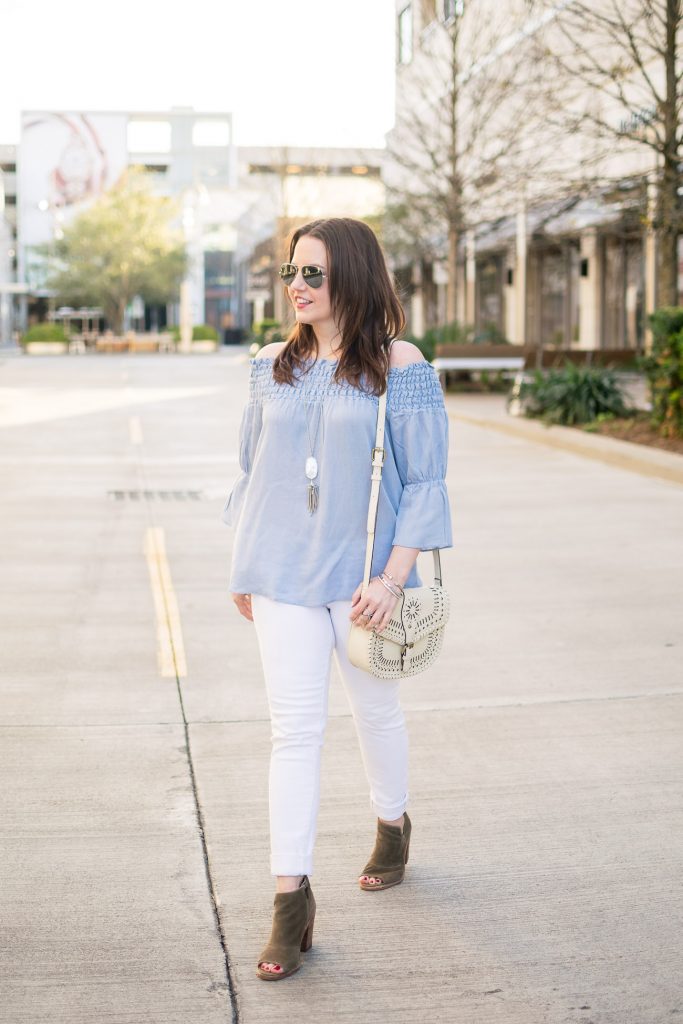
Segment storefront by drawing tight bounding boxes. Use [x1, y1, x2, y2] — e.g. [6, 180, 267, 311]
[474, 254, 504, 338]
[525, 241, 581, 348]
[601, 235, 644, 350]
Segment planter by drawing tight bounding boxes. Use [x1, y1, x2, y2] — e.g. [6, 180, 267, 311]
[191, 340, 217, 353]
[25, 342, 68, 355]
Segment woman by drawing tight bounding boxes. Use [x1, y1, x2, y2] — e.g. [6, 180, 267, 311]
[222, 217, 452, 981]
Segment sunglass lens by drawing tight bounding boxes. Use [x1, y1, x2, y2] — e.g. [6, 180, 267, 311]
[302, 267, 324, 288]
[279, 263, 296, 284]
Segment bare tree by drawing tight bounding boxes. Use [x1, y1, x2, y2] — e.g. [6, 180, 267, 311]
[536, 0, 683, 306]
[385, 2, 553, 322]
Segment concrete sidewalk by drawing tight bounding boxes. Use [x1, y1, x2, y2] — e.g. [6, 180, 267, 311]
[1, 350, 681, 1024]
[450, 390, 683, 486]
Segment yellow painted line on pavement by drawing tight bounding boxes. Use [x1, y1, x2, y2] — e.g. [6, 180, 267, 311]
[144, 526, 187, 678]
[129, 415, 143, 445]
[451, 413, 683, 486]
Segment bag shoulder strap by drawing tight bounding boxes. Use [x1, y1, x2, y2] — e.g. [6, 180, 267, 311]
[361, 344, 443, 593]
[361, 389, 388, 593]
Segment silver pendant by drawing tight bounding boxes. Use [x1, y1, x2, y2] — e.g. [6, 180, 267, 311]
[307, 482, 319, 515]
[305, 456, 318, 480]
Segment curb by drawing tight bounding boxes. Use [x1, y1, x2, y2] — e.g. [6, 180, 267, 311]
[450, 410, 683, 487]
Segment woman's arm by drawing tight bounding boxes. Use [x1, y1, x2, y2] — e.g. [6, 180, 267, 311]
[229, 352, 271, 622]
[350, 342, 452, 633]
[349, 545, 420, 633]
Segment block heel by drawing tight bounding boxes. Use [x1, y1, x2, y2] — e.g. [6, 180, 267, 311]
[256, 875, 316, 981]
[359, 812, 412, 891]
[300, 917, 314, 952]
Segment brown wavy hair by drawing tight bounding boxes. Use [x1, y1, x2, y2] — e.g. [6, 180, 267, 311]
[272, 217, 406, 395]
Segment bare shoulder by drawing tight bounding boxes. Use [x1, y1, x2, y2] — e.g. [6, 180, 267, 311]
[255, 341, 287, 360]
[389, 339, 426, 368]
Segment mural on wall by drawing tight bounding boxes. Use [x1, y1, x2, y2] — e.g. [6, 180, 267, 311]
[23, 111, 109, 210]
[19, 111, 128, 287]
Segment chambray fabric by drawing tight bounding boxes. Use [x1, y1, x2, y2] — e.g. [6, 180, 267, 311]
[221, 356, 453, 606]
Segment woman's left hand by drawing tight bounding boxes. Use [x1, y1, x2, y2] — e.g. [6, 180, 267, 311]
[349, 577, 399, 634]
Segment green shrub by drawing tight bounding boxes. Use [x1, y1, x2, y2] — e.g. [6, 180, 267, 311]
[249, 319, 285, 350]
[648, 306, 683, 344]
[192, 324, 218, 341]
[403, 333, 435, 362]
[472, 322, 510, 345]
[518, 361, 633, 426]
[478, 369, 511, 393]
[21, 323, 69, 344]
[170, 324, 218, 342]
[411, 321, 476, 362]
[639, 307, 683, 438]
[422, 321, 475, 350]
[252, 318, 280, 337]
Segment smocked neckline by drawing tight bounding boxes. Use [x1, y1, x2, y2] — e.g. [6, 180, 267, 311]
[251, 355, 338, 366]
[251, 355, 430, 374]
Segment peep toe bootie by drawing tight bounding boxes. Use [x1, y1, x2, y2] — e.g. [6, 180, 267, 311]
[359, 812, 412, 891]
[256, 875, 316, 981]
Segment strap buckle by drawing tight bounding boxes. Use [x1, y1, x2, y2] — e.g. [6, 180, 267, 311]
[371, 446, 385, 467]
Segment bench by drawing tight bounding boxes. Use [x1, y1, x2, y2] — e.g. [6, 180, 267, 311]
[431, 344, 641, 388]
[93, 333, 175, 354]
[432, 354, 525, 373]
[432, 344, 529, 387]
[96, 336, 129, 353]
[128, 337, 161, 353]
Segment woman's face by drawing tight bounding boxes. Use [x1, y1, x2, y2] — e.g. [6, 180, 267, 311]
[287, 235, 335, 331]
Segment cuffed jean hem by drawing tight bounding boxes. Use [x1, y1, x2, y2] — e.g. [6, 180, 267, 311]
[371, 793, 409, 821]
[271, 853, 314, 877]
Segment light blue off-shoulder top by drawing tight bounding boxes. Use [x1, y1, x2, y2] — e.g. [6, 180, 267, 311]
[221, 355, 453, 606]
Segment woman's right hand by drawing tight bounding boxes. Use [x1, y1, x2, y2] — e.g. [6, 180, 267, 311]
[231, 593, 253, 621]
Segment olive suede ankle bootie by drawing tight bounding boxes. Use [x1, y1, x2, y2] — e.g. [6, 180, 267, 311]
[256, 875, 316, 981]
[359, 812, 412, 891]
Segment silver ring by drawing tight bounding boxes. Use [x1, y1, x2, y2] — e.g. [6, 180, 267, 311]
[362, 610, 373, 618]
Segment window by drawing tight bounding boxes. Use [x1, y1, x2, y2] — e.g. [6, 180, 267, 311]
[398, 5, 413, 64]
[443, 0, 464, 20]
[475, 256, 503, 333]
[421, 0, 437, 27]
[248, 163, 381, 178]
[129, 163, 169, 175]
[127, 120, 171, 153]
[603, 237, 643, 349]
[537, 244, 579, 347]
[192, 120, 231, 147]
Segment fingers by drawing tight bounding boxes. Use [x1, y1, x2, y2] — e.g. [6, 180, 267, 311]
[372, 607, 393, 633]
[370, 603, 393, 633]
[231, 593, 253, 621]
[349, 595, 376, 627]
[349, 595, 396, 632]
[349, 577, 401, 631]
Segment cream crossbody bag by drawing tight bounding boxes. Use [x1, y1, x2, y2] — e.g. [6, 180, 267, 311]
[347, 387, 450, 679]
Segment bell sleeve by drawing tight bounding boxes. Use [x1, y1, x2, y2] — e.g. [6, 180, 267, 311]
[387, 361, 453, 551]
[220, 361, 264, 527]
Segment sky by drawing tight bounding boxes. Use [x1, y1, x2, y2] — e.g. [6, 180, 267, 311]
[1, 0, 397, 150]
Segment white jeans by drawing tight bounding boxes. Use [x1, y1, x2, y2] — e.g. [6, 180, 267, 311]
[251, 594, 409, 876]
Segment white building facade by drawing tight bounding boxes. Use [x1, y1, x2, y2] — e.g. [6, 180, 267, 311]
[13, 109, 385, 341]
[387, 0, 663, 352]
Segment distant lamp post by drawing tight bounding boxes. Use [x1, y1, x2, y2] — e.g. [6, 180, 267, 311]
[179, 280, 192, 353]
[179, 184, 209, 353]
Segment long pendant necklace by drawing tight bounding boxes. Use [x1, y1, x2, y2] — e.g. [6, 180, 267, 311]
[304, 402, 323, 514]
[302, 364, 334, 515]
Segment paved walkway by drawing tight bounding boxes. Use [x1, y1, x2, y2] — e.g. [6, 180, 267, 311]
[1, 349, 681, 1024]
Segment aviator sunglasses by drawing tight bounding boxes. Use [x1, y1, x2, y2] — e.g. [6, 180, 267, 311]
[279, 262, 328, 288]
